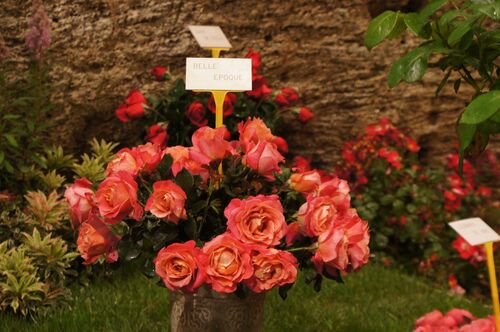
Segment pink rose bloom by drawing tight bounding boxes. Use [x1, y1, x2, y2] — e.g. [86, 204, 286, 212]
[237, 118, 276, 153]
[135, 143, 162, 173]
[145, 180, 187, 224]
[243, 140, 284, 181]
[202, 233, 253, 293]
[105, 148, 142, 177]
[459, 317, 495, 332]
[415, 310, 444, 328]
[64, 178, 95, 229]
[289, 170, 322, 194]
[299, 196, 339, 237]
[189, 126, 237, 165]
[312, 227, 349, 273]
[77, 216, 120, 265]
[163, 146, 209, 181]
[446, 309, 474, 326]
[95, 171, 143, 224]
[316, 177, 351, 212]
[225, 194, 287, 247]
[245, 248, 298, 293]
[338, 209, 370, 271]
[154, 240, 206, 292]
[312, 210, 369, 274]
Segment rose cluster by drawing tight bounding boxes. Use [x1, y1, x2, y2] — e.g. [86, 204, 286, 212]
[65, 117, 370, 295]
[154, 195, 297, 293]
[287, 172, 370, 275]
[338, 117, 419, 188]
[414, 309, 495, 332]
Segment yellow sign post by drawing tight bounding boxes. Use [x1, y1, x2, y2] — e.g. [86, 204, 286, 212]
[485, 241, 500, 330]
[449, 218, 500, 330]
[206, 47, 229, 129]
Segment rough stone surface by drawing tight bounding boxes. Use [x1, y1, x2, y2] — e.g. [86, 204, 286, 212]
[1, 0, 499, 170]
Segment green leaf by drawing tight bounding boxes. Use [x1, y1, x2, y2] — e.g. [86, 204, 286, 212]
[405, 13, 430, 37]
[142, 258, 156, 278]
[454, 78, 462, 93]
[388, 57, 405, 88]
[118, 240, 142, 262]
[279, 284, 293, 300]
[157, 154, 173, 175]
[457, 123, 477, 153]
[472, 3, 500, 20]
[435, 69, 452, 96]
[175, 168, 194, 193]
[3, 134, 18, 148]
[388, 42, 446, 87]
[3, 160, 14, 173]
[460, 91, 500, 124]
[183, 218, 197, 239]
[402, 48, 429, 83]
[365, 11, 400, 50]
[438, 10, 462, 31]
[388, 13, 407, 39]
[313, 274, 323, 292]
[478, 116, 500, 134]
[420, 0, 448, 17]
[448, 20, 473, 46]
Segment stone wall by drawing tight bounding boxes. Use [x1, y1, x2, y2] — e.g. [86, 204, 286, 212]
[1, 0, 498, 169]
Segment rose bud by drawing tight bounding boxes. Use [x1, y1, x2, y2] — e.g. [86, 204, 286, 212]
[77, 215, 120, 265]
[208, 93, 237, 118]
[150, 66, 169, 81]
[186, 101, 208, 127]
[274, 87, 299, 107]
[295, 107, 314, 123]
[146, 123, 169, 148]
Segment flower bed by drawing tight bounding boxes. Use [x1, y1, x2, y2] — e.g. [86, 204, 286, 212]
[335, 118, 500, 296]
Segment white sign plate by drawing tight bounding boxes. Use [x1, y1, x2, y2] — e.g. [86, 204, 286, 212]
[185, 58, 252, 91]
[188, 25, 232, 49]
[449, 217, 500, 246]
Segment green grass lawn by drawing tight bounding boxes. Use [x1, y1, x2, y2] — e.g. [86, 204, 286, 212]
[0, 264, 492, 332]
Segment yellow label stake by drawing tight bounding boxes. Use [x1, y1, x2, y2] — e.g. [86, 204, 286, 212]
[208, 48, 229, 176]
[485, 241, 500, 330]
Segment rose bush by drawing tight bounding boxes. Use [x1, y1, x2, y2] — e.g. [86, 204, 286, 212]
[335, 118, 500, 296]
[66, 118, 370, 296]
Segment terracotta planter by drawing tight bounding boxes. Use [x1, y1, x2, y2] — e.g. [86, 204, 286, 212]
[170, 286, 266, 332]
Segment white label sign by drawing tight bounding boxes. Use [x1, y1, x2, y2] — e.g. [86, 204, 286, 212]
[185, 58, 252, 91]
[188, 25, 232, 49]
[449, 217, 500, 246]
